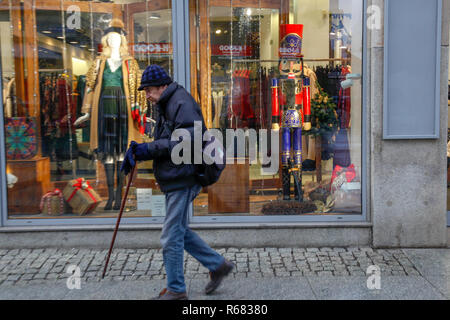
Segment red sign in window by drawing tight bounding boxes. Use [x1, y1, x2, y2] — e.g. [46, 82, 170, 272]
[131, 43, 173, 55]
[211, 44, 252, 57]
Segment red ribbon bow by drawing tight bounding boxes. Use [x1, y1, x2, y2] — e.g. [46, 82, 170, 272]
[67, 178, 98, 208]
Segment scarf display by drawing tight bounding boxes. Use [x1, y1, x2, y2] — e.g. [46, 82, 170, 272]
[40, 72, 78, 162]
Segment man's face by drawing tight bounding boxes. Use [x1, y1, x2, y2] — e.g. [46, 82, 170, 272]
[145, 85, 167, 103]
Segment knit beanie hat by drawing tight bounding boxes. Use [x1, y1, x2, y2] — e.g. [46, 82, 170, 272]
[138, 65, 173, 90]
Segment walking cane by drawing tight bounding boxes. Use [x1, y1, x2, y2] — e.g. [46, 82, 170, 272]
[102, 164, 136, 279]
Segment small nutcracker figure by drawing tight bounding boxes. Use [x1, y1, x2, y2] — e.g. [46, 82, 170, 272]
[271, 24, 312, 201]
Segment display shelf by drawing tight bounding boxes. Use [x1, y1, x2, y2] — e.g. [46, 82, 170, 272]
[6, 157, 51, 215]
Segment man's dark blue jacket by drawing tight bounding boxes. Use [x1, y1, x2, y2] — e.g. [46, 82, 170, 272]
[144, 82, 206, 193]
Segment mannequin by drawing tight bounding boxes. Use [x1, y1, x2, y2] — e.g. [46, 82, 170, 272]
[75, 19, 146, 210]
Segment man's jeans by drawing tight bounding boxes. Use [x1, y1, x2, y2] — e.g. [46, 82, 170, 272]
[160, 183, 225, 293]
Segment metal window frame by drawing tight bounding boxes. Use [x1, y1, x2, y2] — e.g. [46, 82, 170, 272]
[0, 0, 368, 227]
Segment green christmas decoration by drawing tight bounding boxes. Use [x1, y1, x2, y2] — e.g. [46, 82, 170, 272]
[303, 83, 339, 138]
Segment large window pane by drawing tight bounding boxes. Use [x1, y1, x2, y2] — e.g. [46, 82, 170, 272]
[190, 0, 363, 217]
[1, 0, 171, 219]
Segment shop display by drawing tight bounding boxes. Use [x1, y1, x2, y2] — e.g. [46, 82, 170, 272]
[261, 200, 317, 215]
[302, 85, 339, 176]
[5, 117, 37, 160]
[3, 77, 16, 118]
[40, 72, 78, 179]
[75, 19, 147, 211]
[271, 24, 311, 202]
[1, 0, 362, 221]
[208, 161, 249, 214]
[330, 164, 360, 212]
[40, 189, 68, 216]
[63, 178, 102, 215]
[6, 157, 51, 214]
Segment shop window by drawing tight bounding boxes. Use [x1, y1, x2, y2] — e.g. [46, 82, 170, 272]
[1, 0, 172, 220]
[1, 0, 364, 222]
[190, 0, 364, 218]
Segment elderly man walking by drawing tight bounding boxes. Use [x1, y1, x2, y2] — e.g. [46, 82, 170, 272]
[121, 65, 234, 300]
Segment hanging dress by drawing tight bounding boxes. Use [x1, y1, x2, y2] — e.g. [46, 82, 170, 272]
[96, 62, 128, 159]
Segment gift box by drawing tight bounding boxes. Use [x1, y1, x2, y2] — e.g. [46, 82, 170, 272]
[40, 189, 67, 216]
[63, 178, 101, 215]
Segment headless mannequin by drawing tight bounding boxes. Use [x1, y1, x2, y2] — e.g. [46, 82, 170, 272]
[75, 32, 126, 210]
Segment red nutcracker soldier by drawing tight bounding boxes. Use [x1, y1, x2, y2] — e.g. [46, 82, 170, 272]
[271, 24, 312, 201]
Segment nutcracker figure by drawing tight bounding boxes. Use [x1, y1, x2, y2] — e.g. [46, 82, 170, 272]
[271, 24, 312, 201]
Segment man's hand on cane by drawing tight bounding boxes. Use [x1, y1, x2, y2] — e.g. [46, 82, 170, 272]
[120, 141, 150, 175]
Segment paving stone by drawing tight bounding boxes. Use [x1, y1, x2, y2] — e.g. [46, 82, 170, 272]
[349, 270, 366, 276]
[333, 270, 350, 276]
[275, 271, 290, 277]
[317, 271, 333, 276]
[390, 270, 406, 276]
[286, 265, 299, 272]
[405, 269, 420, 276]
[246, 272, 262, 278]
[33, 273, 47, 280]
[6, 274, 20, 281]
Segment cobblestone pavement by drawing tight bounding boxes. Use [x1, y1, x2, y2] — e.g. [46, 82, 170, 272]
[0, 247, 422, 286]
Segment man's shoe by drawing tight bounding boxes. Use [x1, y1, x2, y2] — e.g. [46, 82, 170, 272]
[205, 260, 235, 295]
[154, 288, 188, 300]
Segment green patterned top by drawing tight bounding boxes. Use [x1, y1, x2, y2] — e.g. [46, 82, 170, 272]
[102, 62, 123, 88]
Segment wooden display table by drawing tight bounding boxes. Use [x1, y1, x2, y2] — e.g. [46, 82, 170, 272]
[208, 159, 249, 213]
[7, 157, 51, 214]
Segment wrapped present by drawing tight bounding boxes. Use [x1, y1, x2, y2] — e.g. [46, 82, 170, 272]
[63, 178, 101, 215]
[40, 189, 67, 216]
